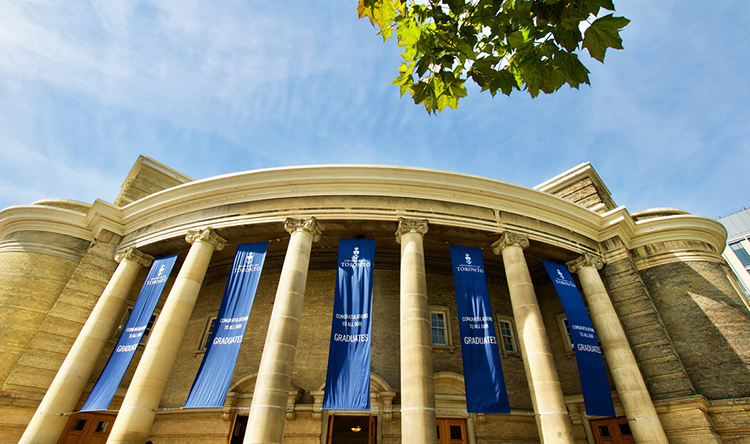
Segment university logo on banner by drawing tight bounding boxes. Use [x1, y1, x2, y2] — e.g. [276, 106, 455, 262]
[81, 254, 178, 412]
[543, 260, 615, 417]
[184, 242, 268, 408]
[450, 245, 510, 413]
[323, 239, 375, 410]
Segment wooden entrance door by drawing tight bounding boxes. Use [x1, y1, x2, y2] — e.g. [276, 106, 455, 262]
[436, 418, 468, 444]
[590, 417, 635, 444]
[57, 412, 116, 444]
[327, 415, 376, 444]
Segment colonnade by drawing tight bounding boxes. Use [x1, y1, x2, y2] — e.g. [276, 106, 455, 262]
[22, 218, 667, 444]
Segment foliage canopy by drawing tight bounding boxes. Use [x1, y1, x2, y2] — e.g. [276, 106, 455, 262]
[358, 0, 630, 113]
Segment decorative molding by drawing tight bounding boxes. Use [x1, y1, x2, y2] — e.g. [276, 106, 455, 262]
[491, 231, 529, 254]
[87, 199, 124, 238]
[0, 205, 93, 242]
[185, 227, 227, 250]
[567, 253, 605, 273]
[114, 246, 154, 268]
[286, 388, 302, 421]
[100, 164, 725, 255]
[395, 218, 428, 243]
[0, 239, 86, 262]
[284, 216, 322, 241]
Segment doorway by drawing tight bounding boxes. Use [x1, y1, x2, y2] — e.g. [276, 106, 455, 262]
[590, 417, 635, 444]
[230, 415, 248, 444]
[57, 412, 117, 444]
[327, 415, 376, 444]
[436, 418, 468, 444]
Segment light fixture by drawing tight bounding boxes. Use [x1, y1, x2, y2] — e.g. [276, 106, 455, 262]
[351, 426, 362, 432]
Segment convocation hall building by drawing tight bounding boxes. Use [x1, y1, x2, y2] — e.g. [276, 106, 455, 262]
[1, 156, 749, 444]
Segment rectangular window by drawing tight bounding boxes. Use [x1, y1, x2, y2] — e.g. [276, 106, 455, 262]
[431, 312, 447, 345]
[113, 307, 159, 346]
[731, 241, 750, 270]
[429, 306, 452, 347]
[557, 314, 574, 352]
[199, 316, 217, 351]
[495, 316, 518, 353]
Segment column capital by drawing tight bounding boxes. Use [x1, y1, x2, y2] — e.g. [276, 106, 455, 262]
[186, 227, 227, 251]
[566, 253, 606, 273]
[395, 218, 428, 244]
[284, 217, 322, 241]
[114, 247, 154, 268]
[491, 231, 529, 254]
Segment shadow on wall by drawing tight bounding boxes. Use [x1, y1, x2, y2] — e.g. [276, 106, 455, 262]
[640, 260, 750, 400]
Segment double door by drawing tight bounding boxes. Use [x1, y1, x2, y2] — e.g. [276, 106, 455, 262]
[590, 417, 635, 444]
[57, 412, 116, 444]
[436, 418, 468, 444]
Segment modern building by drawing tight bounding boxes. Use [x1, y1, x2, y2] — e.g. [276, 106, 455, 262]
[1, 156, 749, 444]
[718, 208, 750, 303]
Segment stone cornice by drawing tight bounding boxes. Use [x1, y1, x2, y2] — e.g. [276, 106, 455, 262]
[7, 165, 720, 256]
[0, 205, 92, 242]
[87, 199, 124, 239]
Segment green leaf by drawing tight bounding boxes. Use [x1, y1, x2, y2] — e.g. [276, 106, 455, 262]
[553, 18, 583, 52]
[490, 69, 520, 96]
[583, 14, 630, 62]
[556, 51, 590, 88]
[359, 0, 628, 112]
[507, 30, 529, 49]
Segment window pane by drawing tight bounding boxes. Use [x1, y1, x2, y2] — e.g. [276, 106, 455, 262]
[203, 318, 216, 350]
[563, 318, 573, 348]
[431, 312, 447, 345]
[598, 425, 610, 437]
[619, 423, 632, 436]
[498, 320, 515, 353]
[71, 419, 87, 431]
[502, 336, 514, 352]
[95, 421, 110, 433]
[431, 312, 444, 328]
[731, 242, 750, 268]
[450, 425, 462, 439]
[432, 328, 446, 345]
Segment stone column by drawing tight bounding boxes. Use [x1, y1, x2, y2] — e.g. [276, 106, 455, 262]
[244, 217, 321, 444]
[19, 248, 153, 444]
[395, 218, 438, 444]
[567, 254, 669, 444]
[107, 228, 226, 444]
[492, 232, 575, 444]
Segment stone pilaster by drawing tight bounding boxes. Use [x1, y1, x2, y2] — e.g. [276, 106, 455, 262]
[19, 247, 153, 444]
[395, 218, 438, 444]
[244, 217, 320, 444]
[492, 232, 575, 444]
[108, 228, 225, 444]
[568, 254, 671, 444]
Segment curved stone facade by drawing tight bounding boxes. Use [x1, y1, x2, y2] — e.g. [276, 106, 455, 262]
[1, 157, 748, 444]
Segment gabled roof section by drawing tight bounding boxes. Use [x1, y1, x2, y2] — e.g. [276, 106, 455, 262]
[534, 162, 617, 214]
[114, 155, 194, 207]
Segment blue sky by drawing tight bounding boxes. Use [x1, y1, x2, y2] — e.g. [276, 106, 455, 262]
[1, 1, 748, 219]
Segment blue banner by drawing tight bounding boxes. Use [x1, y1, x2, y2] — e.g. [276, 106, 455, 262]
[450, 245, 510, 413]
[184, 242, 268, 408]
[543, 260, 615, 417]
[81, 254, 178, 411]
[323, 239, 375, 410]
